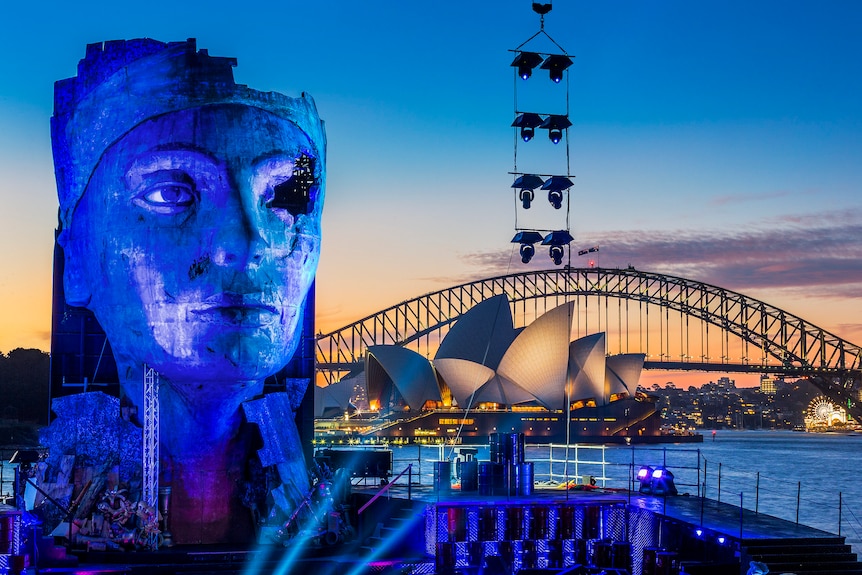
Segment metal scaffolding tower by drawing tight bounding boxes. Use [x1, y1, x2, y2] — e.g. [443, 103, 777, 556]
[142, 364, 160, 549]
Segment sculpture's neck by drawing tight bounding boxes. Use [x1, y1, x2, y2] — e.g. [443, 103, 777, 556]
[116, 360, 262, 456]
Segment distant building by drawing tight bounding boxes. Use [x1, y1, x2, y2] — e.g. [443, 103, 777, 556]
[716, 377, 736, 391]
[760, 375, 776, 395]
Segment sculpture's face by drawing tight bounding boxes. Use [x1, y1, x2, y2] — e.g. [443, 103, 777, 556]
[64, 105, 323, 387]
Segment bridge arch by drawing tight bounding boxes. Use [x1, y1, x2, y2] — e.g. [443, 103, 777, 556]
[316, 268, 861, 416]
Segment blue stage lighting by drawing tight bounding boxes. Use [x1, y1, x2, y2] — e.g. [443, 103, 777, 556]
[512, 174, 545, 210]
[651, 467, 678, 496]
[512, 113, 544, 142]
[511, 51, 544, 80]
[541, 230, 574, 265]
[540, 114, 572, 144]
[637, 465, 654, 493]
[549, 245, 564, 265]
[541, 176, 573, 209]
[511, 231, 544, 264]
[541, 54, 573, 83]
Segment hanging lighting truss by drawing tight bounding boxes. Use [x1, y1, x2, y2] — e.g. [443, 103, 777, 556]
[509, 1, 574, 266]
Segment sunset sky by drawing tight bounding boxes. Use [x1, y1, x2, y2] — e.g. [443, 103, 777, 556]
[1, 1, 860, 387]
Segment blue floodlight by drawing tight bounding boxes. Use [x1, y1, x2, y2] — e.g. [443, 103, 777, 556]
[637, 465, 654, 493]
[511, 51, 544, 80]
[651, 467, 678, 496]
[541, 176, 573, 209]
[540, 54, 573, 83]
[512, 231, 545, 264]
[542, 231, 573, 266]
[540, 114, 572, 144]
[512, 113, 544, 142]
[512, 174, 545, 209]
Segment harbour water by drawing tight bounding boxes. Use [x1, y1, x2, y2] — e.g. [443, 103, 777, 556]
[3, 430, 861, 554]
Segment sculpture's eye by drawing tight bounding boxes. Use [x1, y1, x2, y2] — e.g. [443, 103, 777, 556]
[141, 182, 196, 207]
[266, 153, 317, 217]
[133, 170, 197, 213]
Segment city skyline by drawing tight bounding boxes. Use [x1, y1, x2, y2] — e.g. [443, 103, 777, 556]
[1, 1, 860, 389]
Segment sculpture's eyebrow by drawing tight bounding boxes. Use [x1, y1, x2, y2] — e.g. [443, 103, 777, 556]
[146, 143, 221, 164]
[251, 151, 296, 169]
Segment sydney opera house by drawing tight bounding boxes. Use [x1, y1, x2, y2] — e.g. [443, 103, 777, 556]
[315, 295, 669, 443]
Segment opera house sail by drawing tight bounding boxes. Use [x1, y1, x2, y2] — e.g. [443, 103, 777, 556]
[315, 296, 683, 444]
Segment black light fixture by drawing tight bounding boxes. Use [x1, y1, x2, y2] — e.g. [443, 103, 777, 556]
[511, 51, 544, 80]
[541, 176, 573, 209]
[512, 174, 545, 209]
[540, 115, 572, 144]
[636, 465, 654, 494]
[511, 231, 544, 264]
[541, 54, 573, 83]
[541, 230, 573, 265]
[511, 113, 544, 142]
[651, 467, 678, 496]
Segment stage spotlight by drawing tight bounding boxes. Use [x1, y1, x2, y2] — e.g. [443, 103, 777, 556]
[695, 528, 703, 537]
[651, 467, 678, 496]
[511, 51, 544, 80]
[512, 174, 545, 209]
[512, 113, 544, 142]
[541, 176, 573, 209]
[637, 466, 654, 494]
[542, 230, 573, 266]
[717, 536, 726, 545]
[511, 231, 544, 264]
[541, 54, 573, 83]
[540, 114, 572, 144]
[549, 245, 564, 265]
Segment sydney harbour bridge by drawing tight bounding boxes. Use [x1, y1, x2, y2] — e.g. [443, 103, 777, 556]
[315, 267, 862, 419]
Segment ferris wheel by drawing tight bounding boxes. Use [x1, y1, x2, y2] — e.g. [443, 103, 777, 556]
[807, 396, 846, 427]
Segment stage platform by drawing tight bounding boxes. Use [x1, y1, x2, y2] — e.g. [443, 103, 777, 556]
[367, 481, 840, 543]
[12, 485, 859, 575]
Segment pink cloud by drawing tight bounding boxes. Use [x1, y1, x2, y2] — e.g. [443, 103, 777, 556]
[456, 208, 862, 301]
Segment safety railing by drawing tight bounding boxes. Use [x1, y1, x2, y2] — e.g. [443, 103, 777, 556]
[697, 455, 862, 547]
[357, 464, 414, 514]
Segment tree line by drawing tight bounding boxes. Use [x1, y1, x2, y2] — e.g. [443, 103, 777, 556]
[0, 348, 50, 425]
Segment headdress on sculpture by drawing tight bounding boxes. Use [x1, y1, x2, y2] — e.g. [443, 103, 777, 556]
[51, 38, 326, 231]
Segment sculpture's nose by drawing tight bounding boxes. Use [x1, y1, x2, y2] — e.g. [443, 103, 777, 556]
[210, 177, 268, 269]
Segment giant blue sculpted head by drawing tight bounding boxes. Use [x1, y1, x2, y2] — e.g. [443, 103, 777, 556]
[50, 39, 326, 543]
[52, 39, 325, 394]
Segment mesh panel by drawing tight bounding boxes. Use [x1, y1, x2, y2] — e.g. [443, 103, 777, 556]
[467, 507, 478, 542]
[628, 506, 660, 575]
[604, 504, 627, 541]
[428, 501, 664, 573]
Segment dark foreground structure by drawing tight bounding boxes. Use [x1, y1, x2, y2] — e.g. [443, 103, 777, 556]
[3, 433, 860, 574]
[2, 475, 859, 574]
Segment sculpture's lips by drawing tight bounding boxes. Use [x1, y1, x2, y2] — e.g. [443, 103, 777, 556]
[190, 295, 279, 326]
